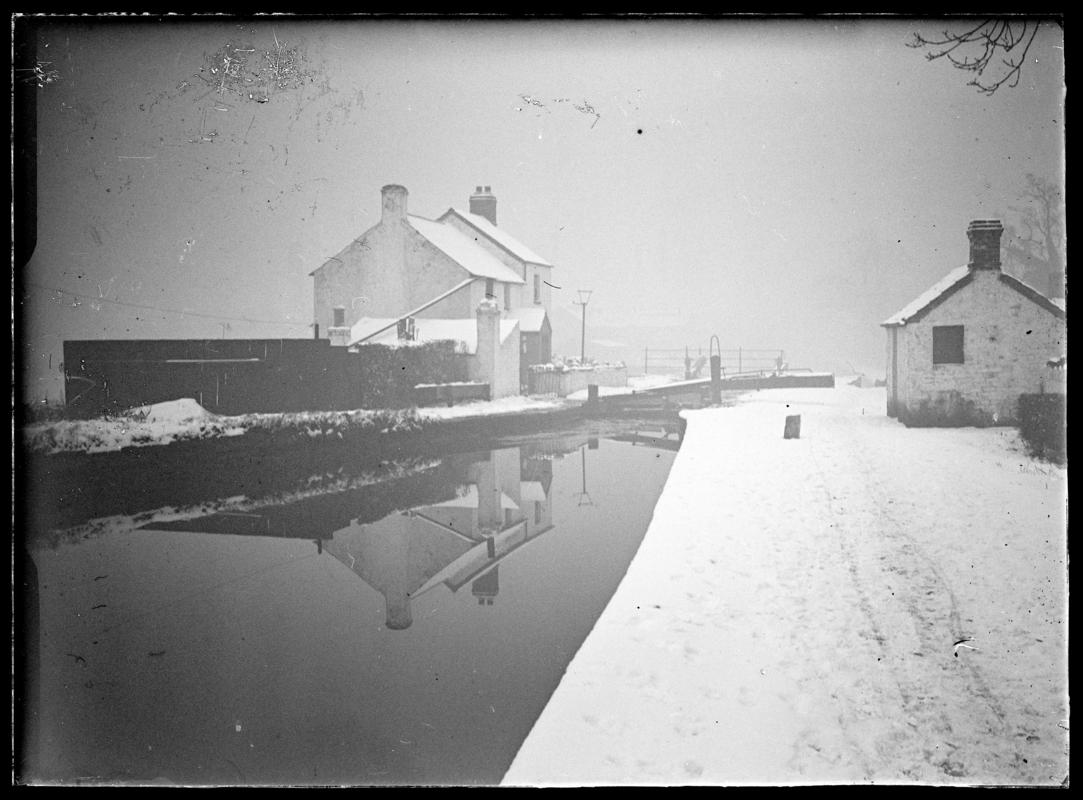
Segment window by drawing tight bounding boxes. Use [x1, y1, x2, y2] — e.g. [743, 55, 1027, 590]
[932, 325, 964, 364]
[332, 307, 345, 327]
[534, 273, 541, 304]
[485, 278, 495, 300]
[504, 283, 512, 309]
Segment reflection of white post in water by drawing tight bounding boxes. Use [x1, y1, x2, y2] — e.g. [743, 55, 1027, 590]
[385, 584, 413, 630]
[382, 524, 413, 630]
[476, 455, 503, 532]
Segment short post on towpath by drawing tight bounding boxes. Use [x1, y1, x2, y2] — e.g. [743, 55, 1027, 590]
[784, 414, 801, 439]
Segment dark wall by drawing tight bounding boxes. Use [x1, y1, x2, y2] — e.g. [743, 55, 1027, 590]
[63, 339, 468, 418]
[518, 329, 552, 390]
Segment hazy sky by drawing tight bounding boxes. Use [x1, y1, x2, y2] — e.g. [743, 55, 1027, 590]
[16, 17, 1064, 401]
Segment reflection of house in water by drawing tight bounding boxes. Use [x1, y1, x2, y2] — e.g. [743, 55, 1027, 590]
[322, 447, 554, 629]
[143, 444, 562, 632]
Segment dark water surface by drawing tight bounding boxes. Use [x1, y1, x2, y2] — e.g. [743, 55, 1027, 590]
[20, 425, 678, 785]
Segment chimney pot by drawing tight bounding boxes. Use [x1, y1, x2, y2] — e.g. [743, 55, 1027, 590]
[381, 184, 408, 224]
[470, 184, 497, 225]
[966, 219, 1003, 271]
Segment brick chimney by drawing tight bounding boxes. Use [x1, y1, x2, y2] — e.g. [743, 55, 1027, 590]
[470, 185, 497, 225]
[381, 184, 408, 223]
[967, 219, 1003, 271]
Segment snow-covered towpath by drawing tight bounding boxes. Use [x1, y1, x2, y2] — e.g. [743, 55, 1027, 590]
[504, 385, 1067, 786]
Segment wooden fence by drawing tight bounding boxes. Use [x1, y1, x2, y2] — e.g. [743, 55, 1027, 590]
[62, 338, 469, 417]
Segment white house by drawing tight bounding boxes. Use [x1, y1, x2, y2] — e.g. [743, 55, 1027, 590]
[309, 184, 555, 397]
[882, 219, 1066, 426]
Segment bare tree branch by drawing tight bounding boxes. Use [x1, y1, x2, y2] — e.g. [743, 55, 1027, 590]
[1001, 174, 1064, 297]
[908, 19, 1042, 95]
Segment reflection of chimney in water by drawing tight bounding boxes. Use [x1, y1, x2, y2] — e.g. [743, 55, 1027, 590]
[472, 566, 499, 605]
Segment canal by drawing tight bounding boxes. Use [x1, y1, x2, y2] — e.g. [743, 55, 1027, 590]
[18, 420, 680, 785]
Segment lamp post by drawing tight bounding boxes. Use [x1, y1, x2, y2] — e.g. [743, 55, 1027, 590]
[574, 289, 593, 363]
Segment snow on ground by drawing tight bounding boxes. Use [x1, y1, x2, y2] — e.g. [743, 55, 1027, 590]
[413, 395, 566, 420]
[22, 396, 571, 455]
[565, 373, 683, 401]
[504, 385, 1067, 786]
[21, 400, 248, 455]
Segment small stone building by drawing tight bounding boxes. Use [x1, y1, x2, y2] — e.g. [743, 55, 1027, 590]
[882, 219, 1066, 426]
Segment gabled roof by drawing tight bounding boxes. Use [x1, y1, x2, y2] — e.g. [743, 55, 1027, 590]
[882, 266, 971, 327]
[504, 307, 550, 333]
[408, 216, 525, 284]
[998, 272, 1067, 319]
[312, 206, 546, 281]
[428, 485, 520, 510]
[881, 266, 1066, 327]
[442, 208, 553, 267]
[349, 316, 519, 351]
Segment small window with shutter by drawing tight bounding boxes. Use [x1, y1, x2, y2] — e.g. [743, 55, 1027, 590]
[534, 273, 541, 304]
[332, 307, 345, 327]
[932, 325, 964, 364]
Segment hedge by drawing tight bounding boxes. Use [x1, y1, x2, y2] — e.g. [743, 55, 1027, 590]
[1017, 393, 1066, 464]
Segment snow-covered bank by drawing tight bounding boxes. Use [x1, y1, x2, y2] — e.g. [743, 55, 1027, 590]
[504, 385, 1067, 786]
[413, 395, 565, 421]
[564, 373, 683, 401]
[21, 396, 569, 456]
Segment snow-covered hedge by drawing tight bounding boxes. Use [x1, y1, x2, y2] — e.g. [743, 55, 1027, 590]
[1017, 393, 1066, 464]
[21, 399, 425, 456]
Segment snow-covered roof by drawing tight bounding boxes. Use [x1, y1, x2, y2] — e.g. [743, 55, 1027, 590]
[349, 316, 519, 351]
[883, 265, 1066, 327]
[428, 485, 520, 510]
[505, 307, 549, 333]
[881, 266, 971, 327]
[520, 480, 547, 503]
[443, 208, 553, 267]
[408, 215, 525, 284]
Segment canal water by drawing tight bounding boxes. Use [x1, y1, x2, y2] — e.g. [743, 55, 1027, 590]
[19, 424, 679, 785]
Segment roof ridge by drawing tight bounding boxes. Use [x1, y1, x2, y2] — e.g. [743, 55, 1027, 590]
[443, 207, 553, 267]
[408, 215, 525, 284]
[882, 264, 1065, 327]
